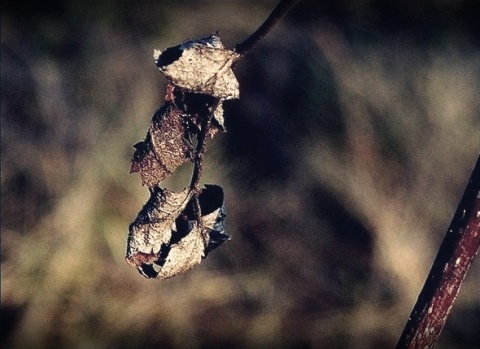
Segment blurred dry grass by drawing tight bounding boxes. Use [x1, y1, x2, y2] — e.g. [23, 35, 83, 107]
[1, 1, 479, 348]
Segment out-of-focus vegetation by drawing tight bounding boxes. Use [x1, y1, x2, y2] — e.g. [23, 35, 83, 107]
[1, 1, 479, 348]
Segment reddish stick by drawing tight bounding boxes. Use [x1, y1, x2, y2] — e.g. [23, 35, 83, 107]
[396, 153, 480, 348]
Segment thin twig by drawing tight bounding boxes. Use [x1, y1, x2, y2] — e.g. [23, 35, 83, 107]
[189, 117, 211, 192]
[189, 0, 300, 188]
[189, 114, 212, 223]
[396, 153, 480, 348]
[189, 0, 301, 221]
[234, 0, 300, 55]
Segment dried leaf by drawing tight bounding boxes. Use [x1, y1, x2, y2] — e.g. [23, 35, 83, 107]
[126, 185, 229, 279]
[125, 187, 192, 272]
[128, 33, 234, 279]
[154, 33, 240, 100]
[129, 140, 165, 188]
[154, 222, 205, 279]
[130, 102, 194, 187]
[148, 102, 193, 172]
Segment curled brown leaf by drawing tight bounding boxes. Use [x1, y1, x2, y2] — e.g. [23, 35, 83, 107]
[126, 185, 228, 279]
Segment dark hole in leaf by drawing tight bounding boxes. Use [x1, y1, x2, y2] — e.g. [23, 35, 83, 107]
[138, 263, 159, 279]
[173, 89, 218, 116]
[154, 243, 171, 267]
[199, 185, 224, 214]
[171, 214, 193, 244]
[184, 185, 224, 219]
[156, 45, 183, 67]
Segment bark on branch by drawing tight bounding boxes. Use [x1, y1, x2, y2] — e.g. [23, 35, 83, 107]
[396, 153, 480, 348]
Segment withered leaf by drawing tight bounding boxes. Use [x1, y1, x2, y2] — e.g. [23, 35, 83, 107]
[128, 32, 235, 280]
[154, 33, 240, 100]
[148, 102, 193, 172]
[131, 102, 194, 188]
[130, 139, 167, 189]
[125, 187, 192, 270]
[126, 185, 229, 279]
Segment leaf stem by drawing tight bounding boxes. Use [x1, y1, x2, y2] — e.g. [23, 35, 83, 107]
[234, 0, 300, 55]
[189, 117, 211, 192]
[189, 114, 212, 223]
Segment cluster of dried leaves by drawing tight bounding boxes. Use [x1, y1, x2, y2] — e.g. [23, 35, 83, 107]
[126, 33, 239, 279]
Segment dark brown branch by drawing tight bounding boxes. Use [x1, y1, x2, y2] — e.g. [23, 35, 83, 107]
[234, 0, 300, 55]
[188, 1, 300, 189]
[189, 116, 211, 192]
[396, 153, 480, 349]
[189, 114, 212, 224]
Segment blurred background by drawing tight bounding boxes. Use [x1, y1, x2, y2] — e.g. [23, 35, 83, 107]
[1, 0, 479, 348]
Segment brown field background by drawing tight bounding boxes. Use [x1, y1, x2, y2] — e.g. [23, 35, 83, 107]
[1, 1, 479, 348]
